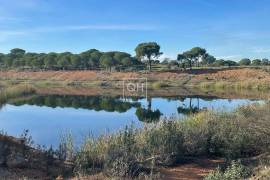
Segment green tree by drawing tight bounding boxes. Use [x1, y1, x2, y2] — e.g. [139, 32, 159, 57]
[57, 52, 72, 70]
[201, 54, 216, 65]
[213, 59, 225, 66]
[177, 47, 207, 69]
[80, 49, 101, 69]
[89, 51, 102, 69]
[262, 58, 269, 65]
[44, 53, 57, 69]
[32, 53, 45, 69]
[224, 60, 238, 67]
[239, 58, 251, 66]
[3, 55, 12, 67]
[135, 42, 162, 71]
[114, 52, 131, 64]
[24, 53, 38, 68]
[0, 53, 4, 67]
[9, 48, 26, 68]
[70, 54, 82, 69]
[189, 47, 207, 67]
[10, 48, 26, 58]
[100, 54, 116, 71]
[177, 54, 188, 69]
[121, 57, 133, 66]
[251, 59, 262, 66]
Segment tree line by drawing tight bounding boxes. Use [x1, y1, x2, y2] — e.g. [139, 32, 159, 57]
[0, 42, 269, 71]
[176, 47, 269, 69]
[0, 48, 141, 71]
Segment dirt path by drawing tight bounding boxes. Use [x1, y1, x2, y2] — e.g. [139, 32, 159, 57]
[160, 158, 225, 180]
[0, 158, 224, 179]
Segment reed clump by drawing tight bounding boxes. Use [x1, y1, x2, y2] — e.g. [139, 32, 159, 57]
[58, 102, 270, 178]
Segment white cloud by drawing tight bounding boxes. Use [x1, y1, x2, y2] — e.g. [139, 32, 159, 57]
[0, 24, 156, 42]
[253, 47, 270, 53]
[158, 54, 175, 61]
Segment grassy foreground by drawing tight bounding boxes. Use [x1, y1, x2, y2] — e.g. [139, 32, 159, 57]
[53, 102, 270, 179]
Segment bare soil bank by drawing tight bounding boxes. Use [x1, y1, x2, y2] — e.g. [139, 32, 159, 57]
[1, 68, 270, 87]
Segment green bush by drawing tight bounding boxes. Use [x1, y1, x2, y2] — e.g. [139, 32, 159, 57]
[73, 123, 184, 177]
[152, 82, 169, 89]
[67, 103, 270, 178]
[204, 160, 251, 180]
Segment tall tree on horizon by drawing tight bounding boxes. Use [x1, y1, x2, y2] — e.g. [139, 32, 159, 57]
[177, 47, 207, 69]
[135, 42, 162, 71]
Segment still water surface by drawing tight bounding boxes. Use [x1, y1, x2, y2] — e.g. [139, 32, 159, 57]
[0, 94, 264, 147]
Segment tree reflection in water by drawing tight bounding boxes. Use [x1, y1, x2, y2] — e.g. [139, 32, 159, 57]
[177, 97, 202, 115]
[11, 95, 141, 113]
[7, 95, 209, 123]
[135, 97, 162, 123]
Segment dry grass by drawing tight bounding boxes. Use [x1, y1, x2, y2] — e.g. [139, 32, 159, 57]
[0, 68, 270, 89]
[65, 102, 270, 178]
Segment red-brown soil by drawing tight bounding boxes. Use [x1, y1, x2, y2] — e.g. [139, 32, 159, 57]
[160, 158, 225, 180]
[0, 68, 270, 83]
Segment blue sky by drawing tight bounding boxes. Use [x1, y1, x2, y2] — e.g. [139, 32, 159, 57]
[0, 0, 270, 60]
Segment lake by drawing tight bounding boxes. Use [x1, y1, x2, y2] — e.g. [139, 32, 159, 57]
[0, 93, 265, 147]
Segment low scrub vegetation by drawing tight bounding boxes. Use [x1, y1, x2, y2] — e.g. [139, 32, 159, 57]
[151, 81, 169, 89]
[204, 160, 251, 180]
[199, 81, 270, 91]
[54, 102, 270, 178]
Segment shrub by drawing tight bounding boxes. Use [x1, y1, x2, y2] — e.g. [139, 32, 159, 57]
[239, 58, 251, 66]
[144, 121, 184, 166]
[152, 82, 169, 89]
[70, 103, 270, 178]
[204, 160, 251, 180]
[251, 59, 262, 66]
[73, 123, 185, 177]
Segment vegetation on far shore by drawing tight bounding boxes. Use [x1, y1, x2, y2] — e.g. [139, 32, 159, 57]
[1, 67, 270, 93]
[198, 80, 270, 91]
[0, 42, 269, 72]
[1, 42, 270, 92]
